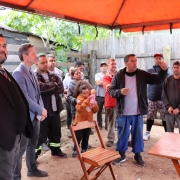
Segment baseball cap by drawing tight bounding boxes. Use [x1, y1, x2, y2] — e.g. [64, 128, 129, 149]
[100, 62, 107, 67]
[154, 53, 163, 58]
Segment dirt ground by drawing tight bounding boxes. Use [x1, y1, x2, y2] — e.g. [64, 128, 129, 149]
[21, 121, 179, 180]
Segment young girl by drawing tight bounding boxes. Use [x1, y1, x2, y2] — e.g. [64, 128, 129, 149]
[72, 82, 98, 157]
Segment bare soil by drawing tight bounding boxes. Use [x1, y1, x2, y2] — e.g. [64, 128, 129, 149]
[21, 123, 179, 180]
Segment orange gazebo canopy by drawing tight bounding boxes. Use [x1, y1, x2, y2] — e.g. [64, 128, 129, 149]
[0, 0, 180, 32]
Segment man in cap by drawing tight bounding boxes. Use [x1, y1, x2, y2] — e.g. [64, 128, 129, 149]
[143, 53, 170, 141]
[95, 62, 107, 130]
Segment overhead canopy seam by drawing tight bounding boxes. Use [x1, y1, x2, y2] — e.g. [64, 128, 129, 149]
[25, 0, 34, 9]
[111, 0, 126, 29]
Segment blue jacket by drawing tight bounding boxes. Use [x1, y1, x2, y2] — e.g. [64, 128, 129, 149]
[147, 65, 170, 101]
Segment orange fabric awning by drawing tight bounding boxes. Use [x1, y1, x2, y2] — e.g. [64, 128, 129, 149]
[0, 0, 180, 32]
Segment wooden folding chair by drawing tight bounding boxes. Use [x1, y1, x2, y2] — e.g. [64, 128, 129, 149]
[70, 120, 120, 180]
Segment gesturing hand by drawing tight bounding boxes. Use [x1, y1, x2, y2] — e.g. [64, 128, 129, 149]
[159, 60, 168, 71]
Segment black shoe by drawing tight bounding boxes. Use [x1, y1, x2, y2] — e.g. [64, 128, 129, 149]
[90, 129, 94, 135]
[134, 154, 145, 167]
[112, 157, 126, 165]
[106, 141, 114, 147]
[105, 125, 108, 130]
[52, 149, 68, 158]
[113, 152, 126, 165]
[81, 149, 86, 153]
[27, 169, 48, 177]
[72, 151, 78, 158]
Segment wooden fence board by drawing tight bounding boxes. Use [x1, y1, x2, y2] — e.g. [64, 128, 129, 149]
[65, 52, 89, 58]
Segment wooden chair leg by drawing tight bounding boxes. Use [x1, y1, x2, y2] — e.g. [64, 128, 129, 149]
[108, 163, 117, 180]
[94, 165, 108, 179]
[80, 166, 96, 180]
[87, 166, 96, 175]
[171, 159, 180, 177]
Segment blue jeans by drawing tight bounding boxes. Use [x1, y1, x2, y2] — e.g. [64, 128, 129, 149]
[116, 115, 144, 153]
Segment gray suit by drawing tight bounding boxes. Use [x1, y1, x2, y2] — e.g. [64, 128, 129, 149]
[13, 63, 43, 120]
[12, 63, 44, 179]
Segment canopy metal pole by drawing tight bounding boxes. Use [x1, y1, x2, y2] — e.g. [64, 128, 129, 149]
[110, 29, 115, 59]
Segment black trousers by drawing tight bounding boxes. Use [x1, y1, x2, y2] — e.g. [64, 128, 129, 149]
[36, 114, 61, 156]
[73, 128, 91, 151]
[66, 100, 72, 128]
[96, 96, 107, 128]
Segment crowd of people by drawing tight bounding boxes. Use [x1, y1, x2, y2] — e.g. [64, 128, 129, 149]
[0, 33, 180, 179]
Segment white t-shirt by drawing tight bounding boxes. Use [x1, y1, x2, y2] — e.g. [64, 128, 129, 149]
[123, 75, 140, 115]
[63, 76, 72, 89]
[50, 67, 63, 80]
[95, 72, 106, 97]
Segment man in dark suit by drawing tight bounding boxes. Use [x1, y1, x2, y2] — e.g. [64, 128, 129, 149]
[0, 35, 33, 180]
[13, 43, 48, 178]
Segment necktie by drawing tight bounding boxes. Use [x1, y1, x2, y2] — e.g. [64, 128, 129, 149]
[29, 69, 36, 87]
[0, 68, 11, 82]
[29, 69, 40, 104]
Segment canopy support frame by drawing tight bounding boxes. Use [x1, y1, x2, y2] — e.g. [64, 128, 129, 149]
[111, 0, 126, 29]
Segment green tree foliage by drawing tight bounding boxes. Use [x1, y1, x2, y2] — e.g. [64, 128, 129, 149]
[1, 10, 111, 62]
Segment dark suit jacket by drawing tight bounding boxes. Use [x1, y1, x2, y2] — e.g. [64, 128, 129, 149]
[0, 70, 33, 151]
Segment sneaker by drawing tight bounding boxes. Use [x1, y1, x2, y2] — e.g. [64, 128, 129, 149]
[52, 149, 68, 158]
[134, 154, 145, 167]
[67, 129, 72, 138]
[106, 141, 114, 147]
[143, 131, 150, 141]
[112, 157, 126, 165]
[72, 151, 78, 158]
[41, 143, 50, 151]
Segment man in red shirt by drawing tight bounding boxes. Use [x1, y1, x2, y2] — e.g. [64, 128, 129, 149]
[103, 58, 117, 147]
